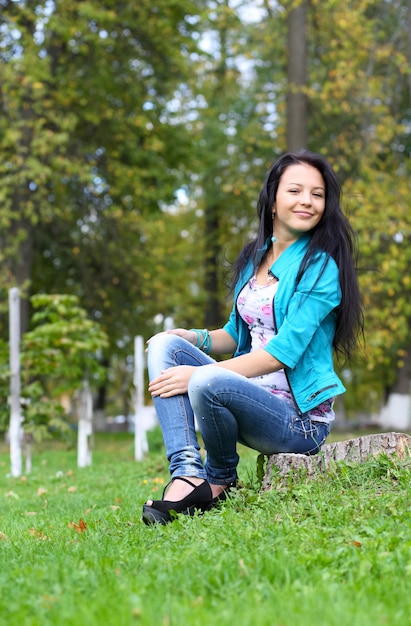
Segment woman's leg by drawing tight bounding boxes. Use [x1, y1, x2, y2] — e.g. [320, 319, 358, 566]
[188, 366, 330, 486]
[147, 333, 215, 480]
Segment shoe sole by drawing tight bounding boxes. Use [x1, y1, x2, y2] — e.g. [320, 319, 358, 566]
[142, 503, 210, 526]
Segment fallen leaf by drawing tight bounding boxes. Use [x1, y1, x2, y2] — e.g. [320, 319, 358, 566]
[0, 531, 9, 541]
[238, 559, 249, 576]
[41, 595, 57, 607]
[20, 476, 27, 482]
[5, 491, 19, 499]
[352, 540, 362, 548]
[68, 518, 87, 534]
[66, 470, 74, 476]
[67, 486, 77, 493]
[26, 511, 37, 516]
[37, 487, 47, 496]
[28, 528, 47, 540]
[110, 505, 120, 511]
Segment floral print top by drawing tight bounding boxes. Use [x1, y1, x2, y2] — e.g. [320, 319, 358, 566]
[237, 275, 335, 423]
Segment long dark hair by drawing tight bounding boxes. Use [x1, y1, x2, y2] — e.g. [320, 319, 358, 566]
[232, 150, 363, 362]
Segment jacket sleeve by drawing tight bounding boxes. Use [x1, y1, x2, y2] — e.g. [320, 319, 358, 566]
[263, 256, 341, 369]
[223, 303, 239, 344]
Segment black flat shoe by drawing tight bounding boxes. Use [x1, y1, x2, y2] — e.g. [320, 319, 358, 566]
[142, 477, 213, 526]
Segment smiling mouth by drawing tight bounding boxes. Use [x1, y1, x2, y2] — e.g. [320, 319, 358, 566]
[294, 211, 314, 218]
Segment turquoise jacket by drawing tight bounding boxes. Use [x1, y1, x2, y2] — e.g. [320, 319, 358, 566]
[223, 234, 346, 414]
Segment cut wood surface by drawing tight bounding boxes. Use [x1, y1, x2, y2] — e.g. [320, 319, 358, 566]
[262, 431, 411, 491]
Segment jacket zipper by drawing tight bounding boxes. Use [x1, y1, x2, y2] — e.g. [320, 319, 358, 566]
[306, 384, 338, 403]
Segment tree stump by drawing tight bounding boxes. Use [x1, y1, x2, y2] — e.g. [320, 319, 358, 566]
[261, 431, 411, 491]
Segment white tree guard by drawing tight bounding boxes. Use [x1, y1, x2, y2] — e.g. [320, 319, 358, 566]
[9, 288, 22, 477]
[133, 335, 149, 461]
[375, 393, 410, 431]
[77, 380, 93, 467]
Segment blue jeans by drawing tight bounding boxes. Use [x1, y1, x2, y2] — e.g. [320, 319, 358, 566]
[147, 333, 330, 485]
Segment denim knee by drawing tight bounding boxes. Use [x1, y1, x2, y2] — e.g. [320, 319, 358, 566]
[147, 332, 177, 356]
[188, 364, 217, 398]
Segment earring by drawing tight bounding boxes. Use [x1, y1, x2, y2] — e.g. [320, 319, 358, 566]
[271, 213, 276, 243]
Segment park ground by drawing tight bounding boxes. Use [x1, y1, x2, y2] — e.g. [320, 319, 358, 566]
[1, 429, 411, 626]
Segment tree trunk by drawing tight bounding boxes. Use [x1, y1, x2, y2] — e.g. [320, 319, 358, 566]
[4, 68, 37, 334]
[262, 432, 411, 490]
[286, 0, 308, 151]
[8, 215, 33, 335]
[203, 202, 222, 327]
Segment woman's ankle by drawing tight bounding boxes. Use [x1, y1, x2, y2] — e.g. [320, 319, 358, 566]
[210, 484, 228, 499]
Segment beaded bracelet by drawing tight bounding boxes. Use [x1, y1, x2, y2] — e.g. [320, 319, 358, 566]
[189, 328, 212, 355]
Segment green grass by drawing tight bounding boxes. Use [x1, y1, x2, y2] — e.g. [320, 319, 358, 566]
[1, 431, 411, 626]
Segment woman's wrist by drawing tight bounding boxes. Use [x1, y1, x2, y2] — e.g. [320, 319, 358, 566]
[189, 328, 212, 354]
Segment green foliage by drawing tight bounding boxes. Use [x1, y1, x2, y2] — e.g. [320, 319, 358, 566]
[24, 294, 108, 390]
[20, 380, 72, 444]
[0, 0, 206, 345]
[1, 0, 411, 417]
[256, 452, 267, 487]
[0, 293, 108, 439]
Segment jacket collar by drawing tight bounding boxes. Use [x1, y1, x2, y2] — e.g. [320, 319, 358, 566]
[256, 233, 311, 274]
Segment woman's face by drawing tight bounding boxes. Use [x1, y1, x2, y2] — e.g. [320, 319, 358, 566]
[273, 163, 326, 242]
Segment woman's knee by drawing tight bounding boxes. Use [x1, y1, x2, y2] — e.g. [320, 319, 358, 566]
[147, 332, 182, 358]
[188, 365, 230, 403]
[147, 333, 182, 377]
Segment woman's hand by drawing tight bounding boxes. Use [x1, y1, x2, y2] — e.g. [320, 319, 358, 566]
[166, 328, 197, 343]
[146, 328, 197, 348]
[148, 365, 197, 398]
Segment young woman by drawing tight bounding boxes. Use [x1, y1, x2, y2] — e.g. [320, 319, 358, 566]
[142, 150, 363, 525]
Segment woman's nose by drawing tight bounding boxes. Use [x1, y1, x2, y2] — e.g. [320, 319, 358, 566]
[300, 192, 312, 205]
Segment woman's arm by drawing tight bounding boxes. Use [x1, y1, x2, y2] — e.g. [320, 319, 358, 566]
[208, 328, 238, 354]
[161, 327, 237, 355]
[215, 349, 285, 377]
[149, 347, 285, 398]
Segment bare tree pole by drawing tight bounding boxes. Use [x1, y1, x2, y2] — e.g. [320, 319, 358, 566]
[9, 288, 22, 477]
[286, 0, 308, 151]
[134, 335, 148, 461]
[77, 380, 93, 468]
